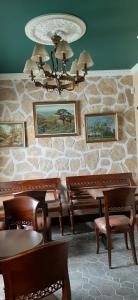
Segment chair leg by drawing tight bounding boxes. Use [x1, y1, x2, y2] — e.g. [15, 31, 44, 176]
[136, 218, 138, 231]
[59, 212, 64, 235]
[69, 209, 75, 234]
[95, 223, 100, 254]
[44, 216, 52, 242]
[124, 232, 129, 249]
[106, 233, 112, 268]
[129, 230, 137, 265]
[62, 276, 71, 300]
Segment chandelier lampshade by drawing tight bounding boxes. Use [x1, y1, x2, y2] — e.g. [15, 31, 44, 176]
[23, 59, 39, 75]
[55, 40, 74, 60]
[70, 59, 79, 74]
[31, 44, 50, 63]
[78, 50, 94, 73]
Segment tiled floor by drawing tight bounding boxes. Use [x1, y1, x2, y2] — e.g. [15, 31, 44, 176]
[1, 222, 138, 300]
[53, 222, 138, 300]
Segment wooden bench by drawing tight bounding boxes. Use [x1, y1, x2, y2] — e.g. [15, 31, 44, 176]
[0, 178, 63, 234]
[66, 173, 135, 233]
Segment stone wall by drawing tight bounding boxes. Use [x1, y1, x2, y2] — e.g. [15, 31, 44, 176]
[0, 74, 137, 185]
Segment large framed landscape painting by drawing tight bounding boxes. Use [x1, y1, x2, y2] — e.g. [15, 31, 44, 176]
[0, 122, 26, 147]
[85, 112, 118, 143]
[33, 101, 80, 137]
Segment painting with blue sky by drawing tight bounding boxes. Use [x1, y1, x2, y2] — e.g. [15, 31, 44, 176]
[85, 113, 118, 143]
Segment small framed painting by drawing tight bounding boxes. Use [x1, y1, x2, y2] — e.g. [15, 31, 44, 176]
[0, 122, 27, 147]
[85, 112, 118, 143]
[33, 101, 80, 137]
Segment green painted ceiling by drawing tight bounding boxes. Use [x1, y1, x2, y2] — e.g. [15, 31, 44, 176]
[0, 0, 138, 73]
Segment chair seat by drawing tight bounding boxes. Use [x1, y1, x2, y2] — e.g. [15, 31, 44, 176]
[95, 215, 130, 233]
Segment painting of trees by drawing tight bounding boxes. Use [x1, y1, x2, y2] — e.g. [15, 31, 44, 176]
[0, 123, 26, 147]
[33, 101, 79, 137]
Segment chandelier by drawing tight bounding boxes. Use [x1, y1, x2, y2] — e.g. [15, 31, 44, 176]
[23, 14, 94, 94]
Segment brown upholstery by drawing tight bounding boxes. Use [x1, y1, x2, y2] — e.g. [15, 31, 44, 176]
[0, 240, 71, 300]
[95, 215, 131, 233]
[94, 187, 137, 268]
[3, 195, 51, 242]
[0, 178, 63, 235]
[66, 173, 135, 233]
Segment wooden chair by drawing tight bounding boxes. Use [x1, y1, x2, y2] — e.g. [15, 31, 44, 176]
[94, 187, 137, 268]
[0, 211, 5, 230]
[0, 177, 63, 235]
[0, 240, 71, 300]
[15, 188, 64, 235]
[66, 173, 135, 233]
[3, 195, 51, 242]
[134, 190, 138, 230]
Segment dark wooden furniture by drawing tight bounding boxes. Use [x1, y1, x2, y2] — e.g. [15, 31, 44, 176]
[0, 218, 5, 230]
[134, 191, 138, 230]
[0, 240, 71, 300]
[0, 178, 63, 235]
[0, 229, 43, 259]
[66, 173, 135, 233]
[95, 187, 137, 268]
[3, 195, 51, 242]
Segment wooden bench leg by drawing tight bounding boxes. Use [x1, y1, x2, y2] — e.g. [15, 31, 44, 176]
[59, 212, 64, 235]
[69, 209, 74, 234]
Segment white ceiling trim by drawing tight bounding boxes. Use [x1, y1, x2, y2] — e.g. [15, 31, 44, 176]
[0, 69, 132, 80]
[131, 63, 138, 74]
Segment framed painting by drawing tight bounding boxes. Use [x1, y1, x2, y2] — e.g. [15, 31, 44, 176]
[0, 122, 27, 147]
[33, 101, 80, 137]
[85, 112, 118, 143]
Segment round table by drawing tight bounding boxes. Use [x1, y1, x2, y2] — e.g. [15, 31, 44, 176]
[0, 230, 43, 259]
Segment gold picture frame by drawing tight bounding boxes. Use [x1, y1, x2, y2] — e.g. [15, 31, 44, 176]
[85, 112, 118, 143]
[33, 101, 80, 137]
[0, 122, 27, 147]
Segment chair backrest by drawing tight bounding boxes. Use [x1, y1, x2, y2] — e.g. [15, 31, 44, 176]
[0, 240, 71, 300]
[15, 190, 47, 202]
[3, 195, 47, 231]
[103, 187, 136, 228]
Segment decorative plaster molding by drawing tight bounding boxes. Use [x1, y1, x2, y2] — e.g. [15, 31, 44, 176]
[88, 69, 131, 77]
[25, 14, 86, 45]
[0, 64, 137, 81]
[131, 63, 138, 74]
[0, 69, 131, 81]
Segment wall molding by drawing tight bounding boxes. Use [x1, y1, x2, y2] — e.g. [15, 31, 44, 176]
[131, 63, 138, 74]
[1, 63, 138, 80]
[0, 69, 132, 80]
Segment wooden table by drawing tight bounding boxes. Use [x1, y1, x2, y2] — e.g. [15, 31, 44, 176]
[0, 230, 58, 300]
[0, 230, 43, 259]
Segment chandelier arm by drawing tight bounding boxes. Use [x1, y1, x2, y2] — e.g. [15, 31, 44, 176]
[30, 70, 35, 81]
[50, 50, 56, 73]
[62, 53, 67, 74]
[84, 63, 88, 75]
[55, 57, 59, 73]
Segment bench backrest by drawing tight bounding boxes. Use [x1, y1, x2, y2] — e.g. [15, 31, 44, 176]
[66, 173, 135, 190]
[0, 178, 61, 194]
